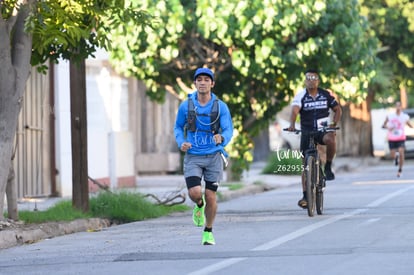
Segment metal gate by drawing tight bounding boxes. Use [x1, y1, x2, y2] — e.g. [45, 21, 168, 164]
[13, 68, 53, 199]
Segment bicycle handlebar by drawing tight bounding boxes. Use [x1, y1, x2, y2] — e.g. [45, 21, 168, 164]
[283, 127, 340, 134]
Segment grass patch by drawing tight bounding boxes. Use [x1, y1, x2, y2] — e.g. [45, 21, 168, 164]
[216, 182, 245, 201]
[221, 182, 244, 191]
[252, 180, 265, 185]
[16, 191, 190, 224]
[90, 191, 188, 223]
[18, 200, 91, 223]
[262, 150, 302, 175]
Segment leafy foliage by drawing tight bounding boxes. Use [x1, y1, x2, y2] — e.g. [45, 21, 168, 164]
[1, 0, 154, 71]
[108, 0, 378, 178]
[361, 0, 414, 107]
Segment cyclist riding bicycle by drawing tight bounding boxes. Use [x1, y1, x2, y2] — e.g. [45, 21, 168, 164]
[287, 69, 342, 209]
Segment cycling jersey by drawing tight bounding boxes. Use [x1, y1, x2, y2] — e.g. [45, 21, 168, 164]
[292, 88, 339, 130]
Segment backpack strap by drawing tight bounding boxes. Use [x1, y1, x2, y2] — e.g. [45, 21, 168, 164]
[187, 96, 196, 132]
[210, 99, 220, 134]
[186, 96, 221, 134]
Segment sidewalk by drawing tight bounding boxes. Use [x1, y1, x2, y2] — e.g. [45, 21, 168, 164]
[9, 156, 378, 211]
[125, 156, 380, 206]
[8, 156, 378, 211]
[0, 157, 378, 249]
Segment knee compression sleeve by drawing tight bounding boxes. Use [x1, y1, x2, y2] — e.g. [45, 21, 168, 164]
[186, 176, 201, 189]
[205, 180, 219, 192]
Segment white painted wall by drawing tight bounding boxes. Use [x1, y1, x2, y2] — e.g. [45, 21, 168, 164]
[54, 50, 134, 197]
[371, 108, 388, 157]
[54, 61, 72, 197]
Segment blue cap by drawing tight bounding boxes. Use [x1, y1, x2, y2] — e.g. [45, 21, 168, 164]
[194, 68, 214, 81]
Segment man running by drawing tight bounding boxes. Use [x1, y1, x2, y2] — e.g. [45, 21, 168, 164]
[174, 67, 233, 245]
[382, 101, 413, 177]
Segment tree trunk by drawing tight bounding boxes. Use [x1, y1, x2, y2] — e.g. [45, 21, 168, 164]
[70, 59, 89, 213]
[0, 3, 33, 219]
[336, 90, 375, 157]
[6, 164, 18, 221]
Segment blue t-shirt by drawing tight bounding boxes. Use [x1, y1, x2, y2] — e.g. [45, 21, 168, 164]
[174, 91, 233, 156]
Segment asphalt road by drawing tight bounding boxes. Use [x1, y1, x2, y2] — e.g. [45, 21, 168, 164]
[0, 159, 413, 275]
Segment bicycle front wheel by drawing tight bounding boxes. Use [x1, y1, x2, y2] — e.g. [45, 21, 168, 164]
[305, 155, 317, 217]
[316, 161, 325, 215]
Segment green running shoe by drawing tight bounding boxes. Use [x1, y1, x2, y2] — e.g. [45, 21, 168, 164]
[202, 231, 215, 245]
[192, 198, 205, 227]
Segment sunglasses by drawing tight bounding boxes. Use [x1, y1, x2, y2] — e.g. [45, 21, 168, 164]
[306, 75, 319, 81]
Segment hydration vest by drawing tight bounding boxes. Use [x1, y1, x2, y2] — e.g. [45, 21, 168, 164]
[187, 96, 220, 134]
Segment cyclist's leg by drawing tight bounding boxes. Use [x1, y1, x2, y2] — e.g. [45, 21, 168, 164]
[321, 132, 336, 180]
[322, 132, 336, 162]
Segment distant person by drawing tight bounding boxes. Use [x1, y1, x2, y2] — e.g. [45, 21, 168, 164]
[382, 101, 413, 177]
[287, 69, 342, 209]
[174, 67, 233, 245]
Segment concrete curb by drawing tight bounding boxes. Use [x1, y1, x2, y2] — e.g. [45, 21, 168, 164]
[217, 181, 300, 202]
[0, 218, 110, 249]
[219, 184, 275, 202]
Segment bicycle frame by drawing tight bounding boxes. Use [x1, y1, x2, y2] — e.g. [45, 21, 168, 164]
[303, 132, 324, 217]
[284, 126, 338, 217]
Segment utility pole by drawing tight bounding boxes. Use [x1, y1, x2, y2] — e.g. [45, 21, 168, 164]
[70, 59, 89, 212]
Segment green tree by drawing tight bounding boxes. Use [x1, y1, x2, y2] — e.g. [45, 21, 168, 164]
[0, 0, 150, 217]
[108, 0, 378, 179]
[362, 0, 414, 108]
[338, 0, 414, 159]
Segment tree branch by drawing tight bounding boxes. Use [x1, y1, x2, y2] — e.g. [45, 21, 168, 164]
[144, 191, 186, 206]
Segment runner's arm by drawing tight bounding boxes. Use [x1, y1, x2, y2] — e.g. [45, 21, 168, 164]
[218, 102, 233, 147]
[382, 116, 389, 129]
[174, 101, 188, 148]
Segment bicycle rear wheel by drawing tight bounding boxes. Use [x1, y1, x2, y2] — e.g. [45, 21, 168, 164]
[305, 155, 316, 217]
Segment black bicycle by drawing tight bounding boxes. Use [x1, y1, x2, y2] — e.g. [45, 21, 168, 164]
[284, 125, 339, 217]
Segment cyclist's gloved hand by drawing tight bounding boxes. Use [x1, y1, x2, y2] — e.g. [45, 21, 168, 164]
[320, 121, 329, 127]
[286, 126, 294, 132]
